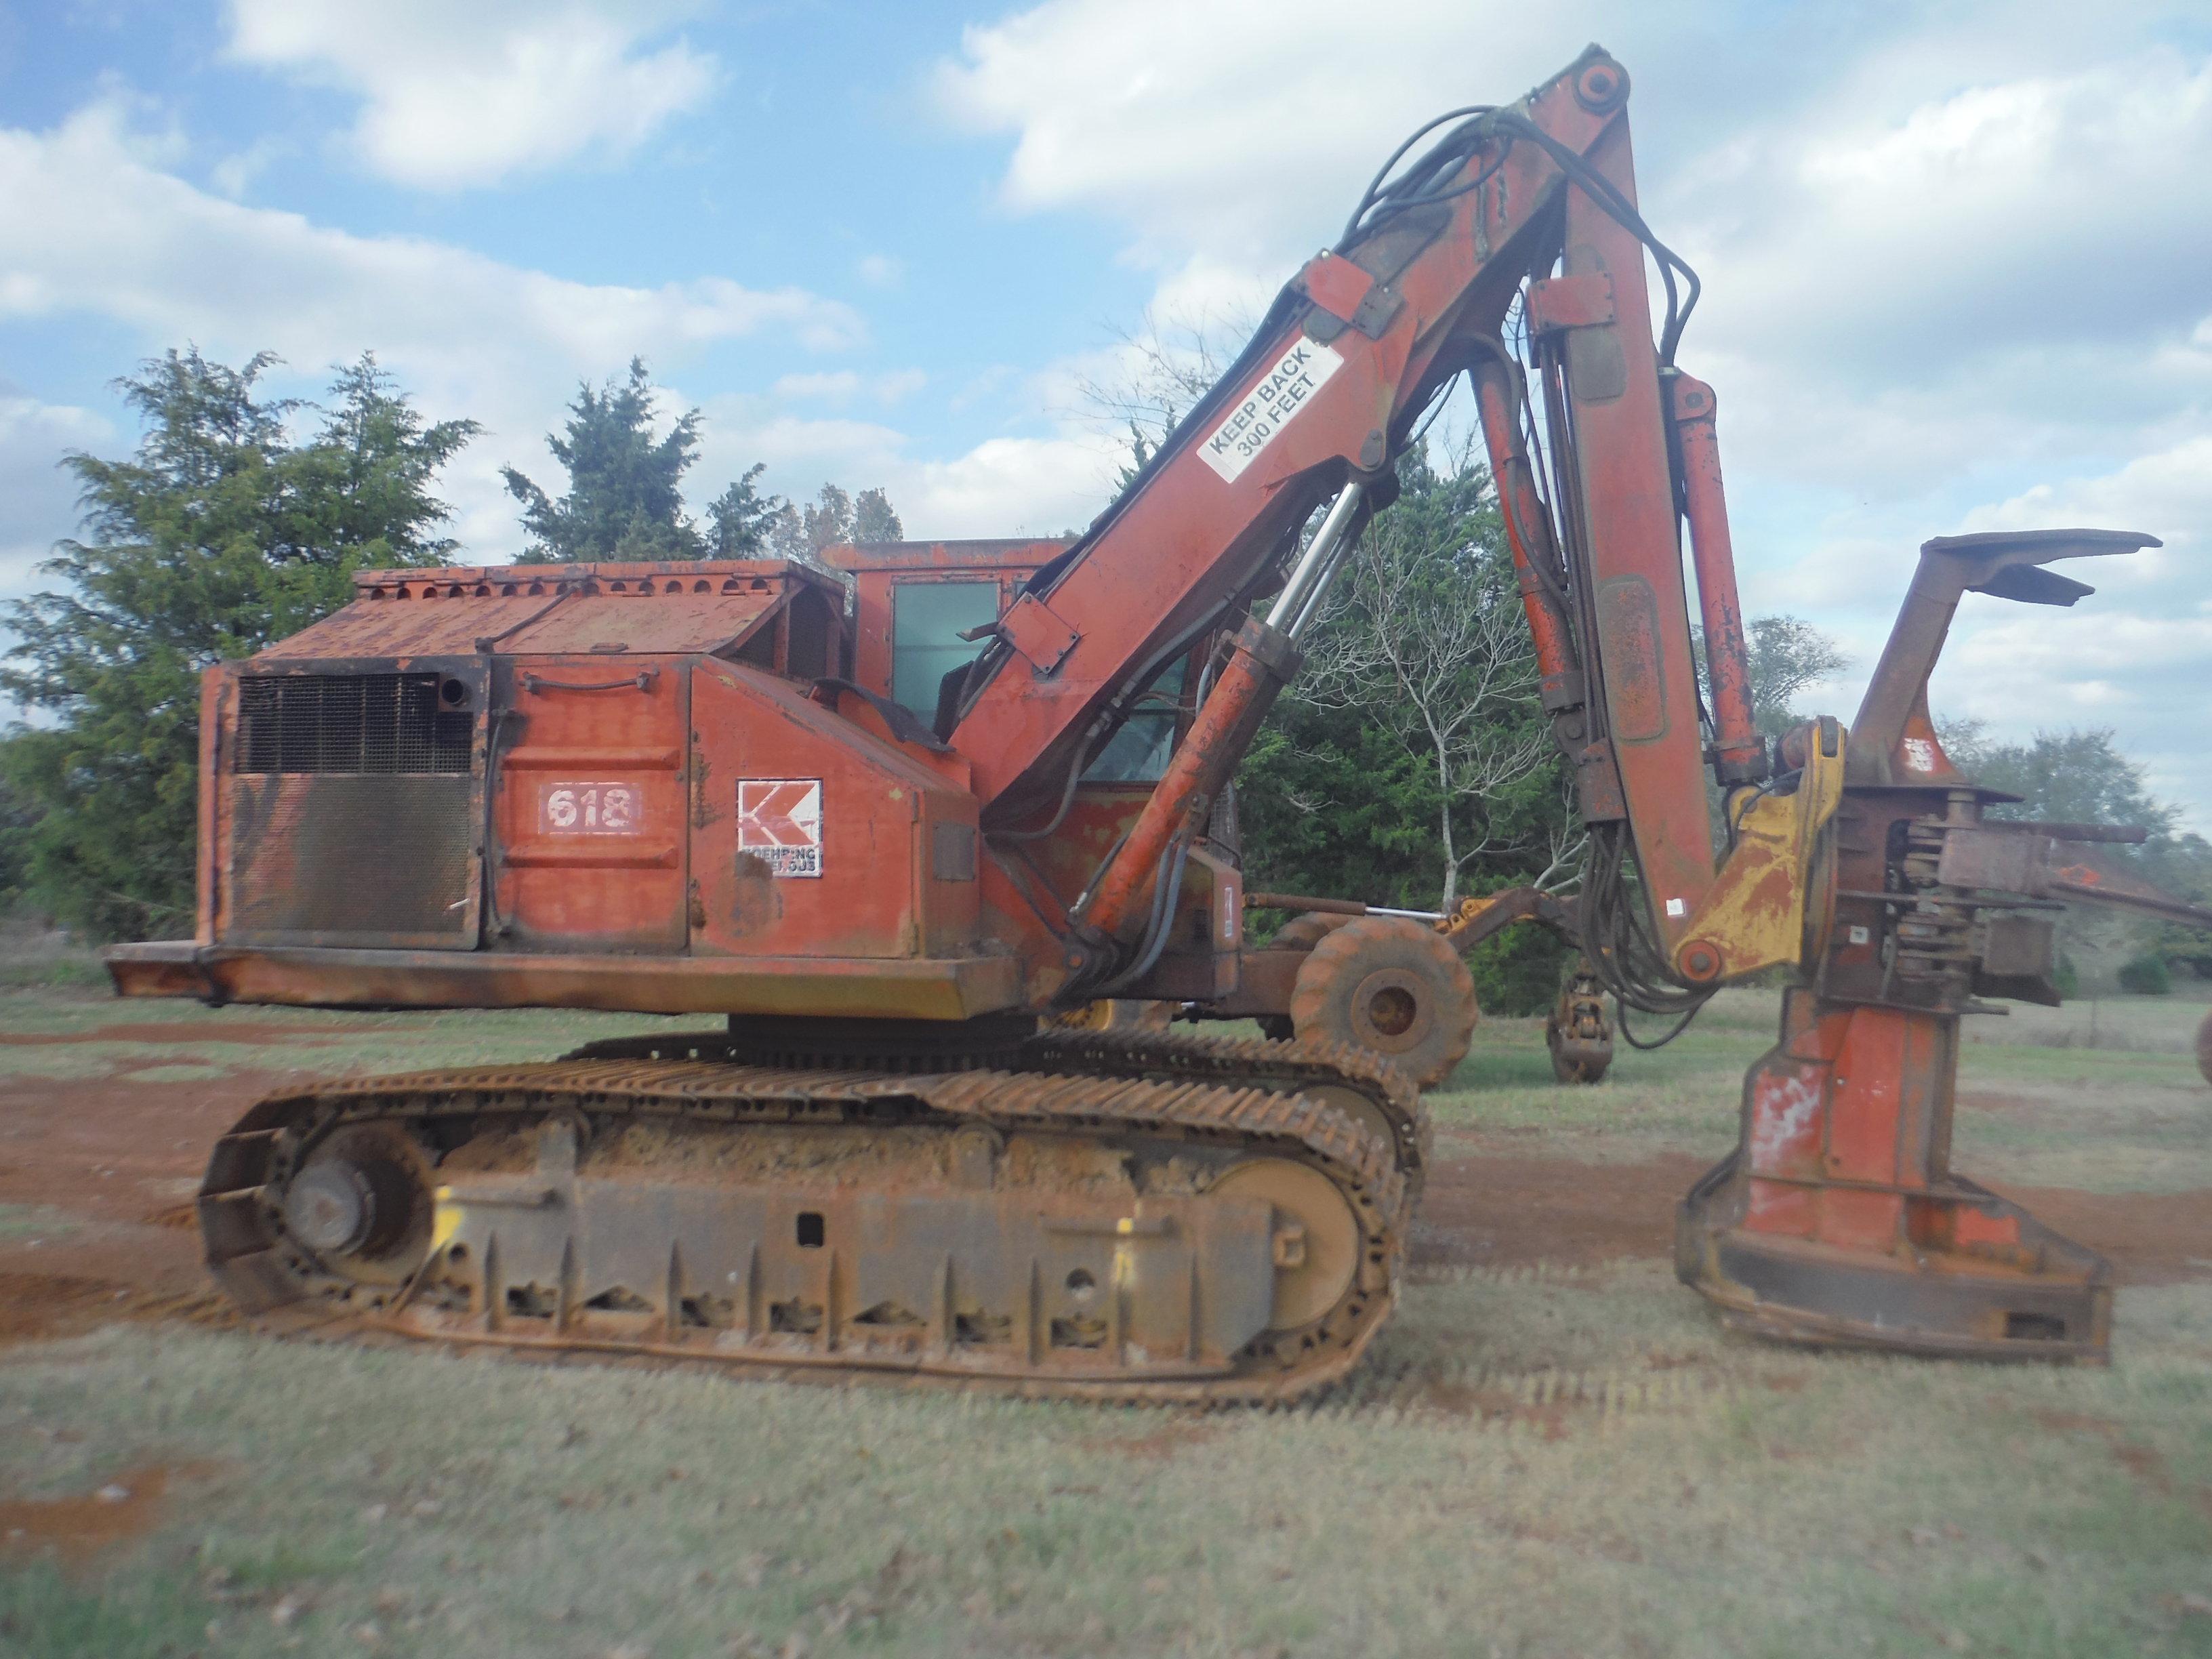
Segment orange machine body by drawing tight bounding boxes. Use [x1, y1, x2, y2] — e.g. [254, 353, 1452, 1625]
[109, 545, 1249, 1021]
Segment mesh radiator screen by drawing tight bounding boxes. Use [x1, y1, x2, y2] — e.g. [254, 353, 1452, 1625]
[224, 674, 476, 945]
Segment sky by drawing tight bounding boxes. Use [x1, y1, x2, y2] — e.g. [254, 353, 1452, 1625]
[1, 0, 2207, 825]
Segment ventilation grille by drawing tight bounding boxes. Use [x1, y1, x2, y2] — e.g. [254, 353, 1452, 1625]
[235, 674, 471, 775]
[225, 775, 474, 945]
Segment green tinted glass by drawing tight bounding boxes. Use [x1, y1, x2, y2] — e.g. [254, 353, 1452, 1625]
[891, 582, 1000, 718]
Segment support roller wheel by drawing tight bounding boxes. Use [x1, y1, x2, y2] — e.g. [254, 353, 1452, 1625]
[1287, 916, 1477, 1088]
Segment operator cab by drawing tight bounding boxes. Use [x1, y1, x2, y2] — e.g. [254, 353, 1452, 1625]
[827, 539, 1181, 781]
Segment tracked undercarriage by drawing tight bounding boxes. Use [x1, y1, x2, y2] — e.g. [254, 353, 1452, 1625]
[198, 1029, 1423, 1404]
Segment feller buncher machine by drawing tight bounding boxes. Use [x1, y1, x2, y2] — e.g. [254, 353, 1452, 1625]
[111, 48, 2206, 1397]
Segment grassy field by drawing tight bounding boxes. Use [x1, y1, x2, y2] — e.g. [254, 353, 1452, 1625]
[0, 982, 2207, 1657]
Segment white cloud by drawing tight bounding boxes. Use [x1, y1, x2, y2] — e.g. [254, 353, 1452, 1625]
[0, 96, 864, 565]
[0, 101, 862, 366]
[691, 399, 1115, 541]
[874, 368, 926, 405]
[224, 0, 717, 190]
[940, 0, 2212, 822]
[772, 371, 863, 401]
[208, 134, 291, 199]
[0, 94, 1107, 588]
[855, 253, 905, 289]
[1961, 434, 2212, 568]
[0, 390, 110, 603]
[771, 368, 929, 407]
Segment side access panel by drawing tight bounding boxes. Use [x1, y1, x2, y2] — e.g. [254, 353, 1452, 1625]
[491, 658, 689, 951]
[689, 660, 982, 960]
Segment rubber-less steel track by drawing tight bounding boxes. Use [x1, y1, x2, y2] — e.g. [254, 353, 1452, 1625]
[568, 1025, 1433, 1197]
[198, 1032, 1421, 1404]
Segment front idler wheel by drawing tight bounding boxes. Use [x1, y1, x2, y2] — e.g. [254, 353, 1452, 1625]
[279, 1125, 433, 1288]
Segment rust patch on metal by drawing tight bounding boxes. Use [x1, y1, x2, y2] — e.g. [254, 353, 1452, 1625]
[1593, 575, 1667, 743]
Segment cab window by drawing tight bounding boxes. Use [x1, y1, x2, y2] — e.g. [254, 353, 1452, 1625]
[1083, 660, 1184, 783]
[890, 581, 1000, 718]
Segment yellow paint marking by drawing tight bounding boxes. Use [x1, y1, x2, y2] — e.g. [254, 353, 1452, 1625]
[430, 1186, 462, 1252]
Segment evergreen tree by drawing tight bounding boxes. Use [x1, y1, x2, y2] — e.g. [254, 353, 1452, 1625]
[703, 463, 783, 556]
[0, 348, 476, 938]
[802, 485, 855, 554]
[502, 359, 704, 562]
[853, 487, 903, 543]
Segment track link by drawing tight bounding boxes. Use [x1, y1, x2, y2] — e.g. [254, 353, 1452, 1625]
[567, 1025, 1432, 1196]
[198, 1038, 1415, 1404]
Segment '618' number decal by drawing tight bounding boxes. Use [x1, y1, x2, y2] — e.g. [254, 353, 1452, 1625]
[539, 781, 640, 835]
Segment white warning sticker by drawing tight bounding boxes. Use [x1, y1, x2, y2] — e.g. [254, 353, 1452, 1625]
[1198, 337, 1344, 482]
[737, 779, 823, 878]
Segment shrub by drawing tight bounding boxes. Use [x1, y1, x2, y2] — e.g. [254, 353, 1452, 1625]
[2116, 953, 2171, 996]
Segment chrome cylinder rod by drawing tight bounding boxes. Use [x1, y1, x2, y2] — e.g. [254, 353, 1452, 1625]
[1265, 485, 1364, 636]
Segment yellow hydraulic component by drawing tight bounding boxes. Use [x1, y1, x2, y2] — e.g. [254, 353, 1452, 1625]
[1433, 896, 1498, 942]
[1671, 717, 1847, 985]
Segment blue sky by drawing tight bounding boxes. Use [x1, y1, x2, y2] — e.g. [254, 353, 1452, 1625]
[2, 0, 2208, 825]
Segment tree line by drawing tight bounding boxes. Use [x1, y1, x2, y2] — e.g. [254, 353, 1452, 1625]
[2, 345, 2203, 1008]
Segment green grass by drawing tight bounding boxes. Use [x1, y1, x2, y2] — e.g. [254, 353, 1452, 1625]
[0, 982, 2205, 1655]
[0, 988, 705, 1087]
[0, 1206, 77, 1244]
[1429, 987, 2212, 1194]
[1, 1271, 2209, 1658]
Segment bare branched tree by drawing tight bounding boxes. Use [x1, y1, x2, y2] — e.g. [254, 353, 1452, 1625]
[1073, 310, 1572, 914]
[1071, 307, 1254, 487]
[1297, 437, 1553, 908]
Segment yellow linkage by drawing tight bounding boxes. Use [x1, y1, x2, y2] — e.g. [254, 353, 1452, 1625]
[1671, 717, 1847, 985]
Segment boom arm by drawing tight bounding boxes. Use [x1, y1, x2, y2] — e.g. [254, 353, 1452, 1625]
[949, 48, 1744, 989]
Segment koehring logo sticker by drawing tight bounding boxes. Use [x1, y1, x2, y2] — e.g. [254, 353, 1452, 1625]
[1197, 337, 1345, 483]
[737, 779, 823, 878]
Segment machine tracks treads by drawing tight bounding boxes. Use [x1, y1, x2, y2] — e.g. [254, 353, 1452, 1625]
[1018, 1026, 1431, 1197]
[196, 1055, 1409, 1405]
[561, 1025, 1431, 1197]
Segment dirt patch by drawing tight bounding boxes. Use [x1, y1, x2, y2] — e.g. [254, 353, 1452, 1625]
[0, 1067, 300, 1338]
[0, 1021, 371, 1048]
[1413, 1145, 2212, 1286]
[1418, 1380, 1577, 1439]
[1991, 1185, 2212, 1286]
[0, 1270, 237, 1347]
[0, 1273, 124, 1343]
[0, 1067, 299, 1229]
[0, 1462, 219, 1564]
[1412, 1151, 1711, 1271]
[1088, 1419, 1222, 1460]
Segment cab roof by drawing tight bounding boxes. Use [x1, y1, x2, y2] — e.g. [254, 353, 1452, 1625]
[258, 558, 846, 661]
